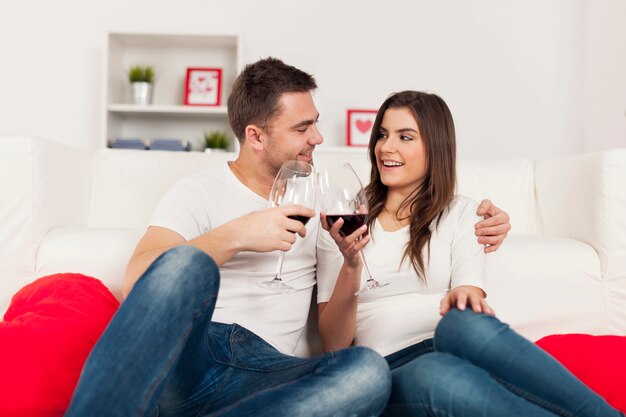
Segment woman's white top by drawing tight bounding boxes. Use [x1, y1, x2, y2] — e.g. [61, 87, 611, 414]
[316, 195, 485, 357]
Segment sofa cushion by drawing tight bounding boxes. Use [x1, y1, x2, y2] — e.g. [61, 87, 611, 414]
[457, 158, 537, 235]
[536, 334, 626, 412]
[486, 235, 605, 342]
[35, 227, 144, 302]
[89, 149, 235, 228]
[0, 273, 119, 417]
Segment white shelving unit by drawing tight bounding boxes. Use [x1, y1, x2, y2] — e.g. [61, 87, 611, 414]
[104, 32, 242, 151]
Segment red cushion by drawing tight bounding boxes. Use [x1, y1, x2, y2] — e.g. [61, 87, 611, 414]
[0, 273, 119, 417]
[536, 334, 626, 412]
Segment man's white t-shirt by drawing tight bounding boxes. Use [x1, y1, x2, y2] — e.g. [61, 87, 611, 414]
[150, 162, 318, 354]
[317, 195, 485, 357]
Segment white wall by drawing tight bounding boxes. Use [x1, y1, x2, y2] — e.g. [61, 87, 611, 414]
[0, 0, 623, 159]
[582, 0, 626, 153]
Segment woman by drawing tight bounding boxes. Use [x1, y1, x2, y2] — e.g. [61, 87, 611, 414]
[316, 91, 622, 416]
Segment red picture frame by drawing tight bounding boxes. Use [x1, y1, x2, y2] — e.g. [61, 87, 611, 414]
[347, 109, 378, 147]
[184, 67, 222, 106]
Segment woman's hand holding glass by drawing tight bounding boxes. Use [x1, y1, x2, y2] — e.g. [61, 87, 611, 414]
[318, 163, 389, 295]
[320, 211, 370, 268]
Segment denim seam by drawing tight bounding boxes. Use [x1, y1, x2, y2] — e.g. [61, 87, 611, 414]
[226, 361, 314, 373]
[384, 402, 449, 417]
[311, 351, 337, 376]
[204, 355, 345, 417]
[197, 354, 320, 415]
[204, 376, 310, 417]
[491, 373, 574, 416]
[141, 322, 195, 416]
[148, 292, 217, 416]
[170, 294, 225, 416]
[485, 324, 574, 416]
[221, 350, 317, 373]
[195, 364, 235, 416]
[218, 325, 313, 372]
[206, 343, 231, 366]
[206, 324, 236, 367]
[481, 325, 574, 416]
[437, 316, 573, 416]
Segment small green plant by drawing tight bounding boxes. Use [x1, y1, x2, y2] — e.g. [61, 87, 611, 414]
[128, 65, 155, 83]
[204, 131, 230, 150]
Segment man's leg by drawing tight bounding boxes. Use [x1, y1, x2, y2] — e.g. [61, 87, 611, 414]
[205, 345, 392, 417]
[433, 309, 623, 416]
[65, 246, 220, 417]
[155, 321, 390, 417]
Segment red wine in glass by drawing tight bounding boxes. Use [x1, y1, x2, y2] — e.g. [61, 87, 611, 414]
[326, 214, 367, 236]
[257, 160, 316, 294]
[288, 215, 312, 226]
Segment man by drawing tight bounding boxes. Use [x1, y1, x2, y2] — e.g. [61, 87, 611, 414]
[66, 57, 510, 417]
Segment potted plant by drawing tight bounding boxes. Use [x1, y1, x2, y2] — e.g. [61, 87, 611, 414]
[204, 130, 230, 152]
[128, 65, 155, 105]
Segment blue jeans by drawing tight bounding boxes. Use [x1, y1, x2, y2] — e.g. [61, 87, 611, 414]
[65, 246, 391, 417]
[382, 308, 622, 417]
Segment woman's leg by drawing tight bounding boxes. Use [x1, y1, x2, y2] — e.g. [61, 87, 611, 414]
[434, 309, 622, 417]
[382, 351, 559, 417]
[66, 246, 220, 417]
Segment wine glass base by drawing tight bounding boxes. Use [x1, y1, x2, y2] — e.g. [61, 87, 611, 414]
[257, 279, 297, 294]
[354, 280, 390, 296]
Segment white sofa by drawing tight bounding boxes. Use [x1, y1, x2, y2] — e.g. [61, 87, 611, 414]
[1, 135, 625, 356]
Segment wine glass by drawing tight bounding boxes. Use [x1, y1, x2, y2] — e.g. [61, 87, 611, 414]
[257, 160, 317, 294]
[318, 163, 389, 295]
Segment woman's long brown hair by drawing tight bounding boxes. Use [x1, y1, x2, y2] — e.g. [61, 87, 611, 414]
[365, 91, 456, 283]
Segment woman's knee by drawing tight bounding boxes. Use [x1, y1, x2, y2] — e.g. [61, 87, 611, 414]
[434, 308, 509, 355]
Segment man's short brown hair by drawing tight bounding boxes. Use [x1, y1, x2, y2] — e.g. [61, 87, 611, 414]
[227, 57, 317, 142]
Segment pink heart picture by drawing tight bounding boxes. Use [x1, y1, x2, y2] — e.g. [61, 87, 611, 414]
[355, 119, 372, 133]
[347, 109, 378, 146]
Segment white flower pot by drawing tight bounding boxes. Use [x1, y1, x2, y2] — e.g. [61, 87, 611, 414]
[131, 82, 153, 105]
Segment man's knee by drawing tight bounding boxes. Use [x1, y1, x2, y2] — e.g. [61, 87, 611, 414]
[335, 346, 391, 405]
[135, 245, 220, 301]
[386, 352, 458, 413]
[351, 346, 391, 382]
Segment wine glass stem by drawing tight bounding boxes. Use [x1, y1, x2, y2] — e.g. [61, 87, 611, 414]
[274, 251, 286, 280]
[359, 250, 375, 282]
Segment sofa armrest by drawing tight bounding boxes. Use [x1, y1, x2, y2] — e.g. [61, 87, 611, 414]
[0, 136, 91, 282]
[535, 149, 626, 281]
[33, 137, 92, 235]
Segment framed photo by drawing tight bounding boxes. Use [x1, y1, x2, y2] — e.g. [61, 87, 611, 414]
[184, 67, 222, 106]
[347, 109, 378, 147]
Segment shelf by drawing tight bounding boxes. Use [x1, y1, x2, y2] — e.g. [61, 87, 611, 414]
[104, 31, 241, 151]
[107, 32, 239, 48]
[108, 104, 228, 116]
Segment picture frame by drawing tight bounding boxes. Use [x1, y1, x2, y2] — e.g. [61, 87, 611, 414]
[184, 67, 222, 106]
[347, 109, 378, 147]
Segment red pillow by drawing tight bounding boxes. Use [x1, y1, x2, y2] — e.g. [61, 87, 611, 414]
[536, 333, 626, 412]
[0, 273, 119, 417]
